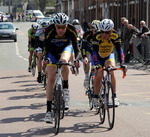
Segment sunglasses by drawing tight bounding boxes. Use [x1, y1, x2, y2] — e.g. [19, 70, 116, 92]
[101, 31, 111, 34]
[56, 25, 66, 29]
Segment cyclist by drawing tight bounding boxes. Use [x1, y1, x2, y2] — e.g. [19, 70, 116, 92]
[81, 20, 101, 89]
[44, 13, 79, 123]
[35, 21, 50, 83]
[92, 19, 127, 108]
[28, 24, 37, 72]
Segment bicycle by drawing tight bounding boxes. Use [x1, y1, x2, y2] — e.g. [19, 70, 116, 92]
[41, 55, 48, 89]
[31, 48, 38, 76]
[95, 66, 126, 129]
[50, 60, 77, 135]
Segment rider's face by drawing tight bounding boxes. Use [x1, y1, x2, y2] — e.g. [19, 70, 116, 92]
[55, 25, 67, 37]
[101, 30, 112, 40]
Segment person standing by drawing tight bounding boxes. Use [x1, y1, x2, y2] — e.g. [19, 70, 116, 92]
[82, 17, 88, 32]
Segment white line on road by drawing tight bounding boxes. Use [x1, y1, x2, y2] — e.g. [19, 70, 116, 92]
[15, 42, 28, 61]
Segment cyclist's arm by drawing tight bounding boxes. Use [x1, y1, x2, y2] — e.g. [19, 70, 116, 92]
[70, 26, 79, 60]
[114, 41, 124, 65]
[92, 33, 99, 65]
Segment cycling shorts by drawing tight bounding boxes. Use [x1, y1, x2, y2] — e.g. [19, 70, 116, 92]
[92, 53, 115, 68]
[29, 39, 36, 51]
[47, 45, 73, 66]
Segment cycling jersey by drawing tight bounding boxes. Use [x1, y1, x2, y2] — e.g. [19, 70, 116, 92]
[92, 30, 124, 65]
[35, 27, 45, 51]
[45, 23, 79, 60]
[28, 28, 36, 40]
[81, 30, 94, 58]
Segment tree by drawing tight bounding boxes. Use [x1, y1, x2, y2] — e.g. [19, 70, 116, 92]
[34, 0, 49, 13]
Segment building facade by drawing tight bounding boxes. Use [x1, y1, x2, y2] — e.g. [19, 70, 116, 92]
[55, 0, 150, 31]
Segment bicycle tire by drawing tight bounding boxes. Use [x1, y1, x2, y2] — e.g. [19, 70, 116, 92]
[60, 96, 65, 119]
[54, 84, 61, 135]
[99, 82, 106, 124]
[106, 81, 115, 129]
[88, 73, 94, 110]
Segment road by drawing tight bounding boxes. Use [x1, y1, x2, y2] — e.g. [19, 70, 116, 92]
[0, 22, 150, 137]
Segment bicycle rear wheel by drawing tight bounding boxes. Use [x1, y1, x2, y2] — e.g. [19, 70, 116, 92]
[99, 83, 106, 124]
[106, 81, 115, 129]
[54, 84, 61, 135]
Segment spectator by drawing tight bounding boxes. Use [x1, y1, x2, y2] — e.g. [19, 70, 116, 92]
[122, 19, 131, 57]
[87, 22, 91, 30]
[128, 24, 140, 36]
[136, 21, 149, 56]
[18, 13, 20, 22]
[10, 13, 13, 22]
[125, 24, 140, 62]
[121, 17, 126, 40]
[136, 20, 149, 38]
[21, 13, 24, 22]
[1, 13, 4, 22]
[82, 17, 88, 32]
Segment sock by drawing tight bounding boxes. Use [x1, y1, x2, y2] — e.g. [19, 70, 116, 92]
[63, 80, 68, 89]
[94, 94, 99, 98]
[114, 93, 116, 98]
[47, 101, 52, 112]
[85, 72, 89, 79]
[38, 72, 41, 77]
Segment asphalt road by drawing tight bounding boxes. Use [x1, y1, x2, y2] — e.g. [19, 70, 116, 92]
[0, 22, 150, 137]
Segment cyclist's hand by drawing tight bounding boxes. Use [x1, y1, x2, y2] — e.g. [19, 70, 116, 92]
[83, 57, 88, 65]
[121, 65, 127, 72]
[93, 65, 99, 74]
[74, 60, 80, 68]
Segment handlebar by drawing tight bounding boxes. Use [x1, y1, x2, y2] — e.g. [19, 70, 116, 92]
[93, 66, 126, 79]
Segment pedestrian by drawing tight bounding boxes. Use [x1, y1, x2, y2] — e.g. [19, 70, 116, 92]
[1, 13, 4, 22]
[10, 13, 13, 22]
[121, 17, 126, 40]
[82, 17, 88, 32]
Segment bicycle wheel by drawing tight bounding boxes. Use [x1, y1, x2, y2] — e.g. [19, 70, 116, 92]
[60, 95, 65, 119]
[54, 84, 61, 135]
[99, 82, 106, 124]
[106, 81, 115, 129]
[88, 74, 94, 110]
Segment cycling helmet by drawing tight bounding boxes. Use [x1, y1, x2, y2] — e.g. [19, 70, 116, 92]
[49, 18, 54, 24]
[72, 19, 80, 25]
[53, 13, 69, 25]
[91, 20, 101, 31]
[32, 24, 37, 30]
[100, 19, 114, 31]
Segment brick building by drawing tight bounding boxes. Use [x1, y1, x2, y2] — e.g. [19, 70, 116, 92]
[55, 0, 150, 31]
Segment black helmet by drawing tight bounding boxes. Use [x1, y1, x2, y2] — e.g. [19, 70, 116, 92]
[72, 19, 80, 25]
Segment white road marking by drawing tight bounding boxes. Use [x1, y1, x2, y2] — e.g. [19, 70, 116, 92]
[15, 42, 28, 61]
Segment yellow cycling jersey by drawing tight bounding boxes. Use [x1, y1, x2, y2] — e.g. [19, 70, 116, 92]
[92, 31, 121, 58]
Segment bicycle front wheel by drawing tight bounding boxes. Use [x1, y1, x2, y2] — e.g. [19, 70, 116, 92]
[106, 81, 115, 129]
[54, 84, 61, 135]
[99, 84, 106, 124]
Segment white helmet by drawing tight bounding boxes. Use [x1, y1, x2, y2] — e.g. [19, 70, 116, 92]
[100, 19, 114, 31]
[53, 13, 69, 25]
[91, 20, 101, 31]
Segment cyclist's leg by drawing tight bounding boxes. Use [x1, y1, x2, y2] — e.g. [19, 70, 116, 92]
[60, 45, 72, 110]
[44, 52, 57, 123]
[28, 46, 34, 72]
[37, 47, 43, 83]
[83, 51, 91, 89]
[93, 58, 103, 108]
[104, 53, 116, 94]
[104, 53, 119, 105]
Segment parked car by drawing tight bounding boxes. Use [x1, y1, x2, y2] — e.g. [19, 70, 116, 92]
[0, 22, 18, 42]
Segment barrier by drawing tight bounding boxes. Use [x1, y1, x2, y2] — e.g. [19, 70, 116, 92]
[130, 35, 150, 68]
